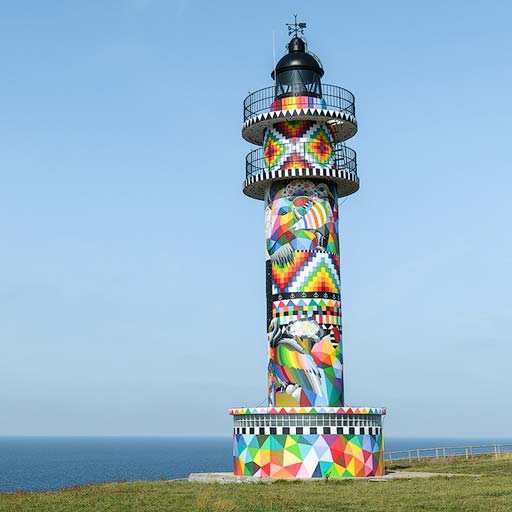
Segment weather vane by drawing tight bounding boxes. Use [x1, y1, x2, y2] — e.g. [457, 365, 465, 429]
[286, 14, 307, 37]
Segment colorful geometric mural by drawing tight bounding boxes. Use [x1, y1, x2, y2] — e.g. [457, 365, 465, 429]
[272, 298, 341, 326]
[234, 433, 384, 478]
[263, 130, 286, 169]
[305, 125, 333, 165]
[271, 252, 341, 295]
[262, 121, 336, 172]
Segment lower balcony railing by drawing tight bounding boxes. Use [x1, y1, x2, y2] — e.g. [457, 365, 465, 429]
[246, 144, 357, 180]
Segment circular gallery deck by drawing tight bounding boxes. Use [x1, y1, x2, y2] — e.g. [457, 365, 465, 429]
[242, 84, 358, 146]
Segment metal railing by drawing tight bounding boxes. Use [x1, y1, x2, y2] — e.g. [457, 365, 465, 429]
[385, 443, 512, 462]
[243, 84, 356, 122]
[245, 144, 357, 180]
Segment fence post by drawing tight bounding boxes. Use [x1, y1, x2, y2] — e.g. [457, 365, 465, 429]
[443, 447, 446, 459]
[435, 448, 439, 460]
[494, 444, 498, 459]
[465, 448, 469, 461]
[408, 450, 412, 463]
[469, 446, 473, 459]
[417, 449, 420, 461]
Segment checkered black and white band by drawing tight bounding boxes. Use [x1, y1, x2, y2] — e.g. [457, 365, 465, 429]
[234, 426, 382, 436]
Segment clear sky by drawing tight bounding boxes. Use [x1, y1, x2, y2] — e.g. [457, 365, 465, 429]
[1, 0, 511, 438]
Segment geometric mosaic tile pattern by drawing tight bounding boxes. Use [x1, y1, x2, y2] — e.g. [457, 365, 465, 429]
[234, 433, 385, 478]
[272, 298, 341, 326]
[263, 130, 286, 170]
[263, 120, 336, 172]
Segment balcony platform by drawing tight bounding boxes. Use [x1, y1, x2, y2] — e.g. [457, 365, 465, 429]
[243, 145, 359, 200]
[242, 85, 358, 146]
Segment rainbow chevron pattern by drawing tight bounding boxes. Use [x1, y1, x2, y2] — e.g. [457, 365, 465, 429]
[271, 252, 340, 295]
[306, 126, 333, 165]
[234, 433, 384, 478]
[263, 131, 286, 169]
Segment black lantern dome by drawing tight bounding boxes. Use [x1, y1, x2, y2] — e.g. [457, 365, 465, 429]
[271, 36, 324, 99]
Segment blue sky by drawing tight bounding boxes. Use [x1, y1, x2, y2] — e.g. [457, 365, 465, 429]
[1, 0, 511, 437]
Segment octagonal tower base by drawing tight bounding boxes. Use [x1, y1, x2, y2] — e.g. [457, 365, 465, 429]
[230, 407, 385, 478]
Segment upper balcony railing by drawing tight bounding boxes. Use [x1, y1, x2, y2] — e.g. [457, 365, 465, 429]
[243, 84, 356, 122]
[246, 144, 357, 180]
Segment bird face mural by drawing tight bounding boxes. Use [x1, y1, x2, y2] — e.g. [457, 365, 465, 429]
[268, 318, 343, 407]
[265, 180, 338, 264]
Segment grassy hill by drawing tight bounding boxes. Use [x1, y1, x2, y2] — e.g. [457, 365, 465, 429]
[1, 454, 512, 511]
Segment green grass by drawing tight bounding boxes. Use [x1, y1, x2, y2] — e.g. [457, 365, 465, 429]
[2, 455, 512, 511]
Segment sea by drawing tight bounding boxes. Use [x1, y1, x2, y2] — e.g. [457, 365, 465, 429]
[0, 436, 511, 492]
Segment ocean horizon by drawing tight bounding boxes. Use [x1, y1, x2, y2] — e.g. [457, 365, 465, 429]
[1, 436, 511, 492]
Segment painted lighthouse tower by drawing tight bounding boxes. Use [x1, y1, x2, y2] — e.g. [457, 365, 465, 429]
[230, 20, 386, 478]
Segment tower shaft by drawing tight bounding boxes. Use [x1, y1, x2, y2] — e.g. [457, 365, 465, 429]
[264, 120, 344, 408]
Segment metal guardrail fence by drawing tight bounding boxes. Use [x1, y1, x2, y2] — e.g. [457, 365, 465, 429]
[245, 144, 357, 180]
[385, 443, 512, 462]
[243, 84, 356, 122]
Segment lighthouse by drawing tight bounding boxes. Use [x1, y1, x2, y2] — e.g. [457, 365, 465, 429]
[230, 20, 386, 479]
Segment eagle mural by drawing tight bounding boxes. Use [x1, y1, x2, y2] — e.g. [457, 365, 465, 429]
[268, 318, 343, 407]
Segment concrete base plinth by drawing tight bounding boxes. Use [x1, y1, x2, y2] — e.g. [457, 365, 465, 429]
[188, 471, 471, 483]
